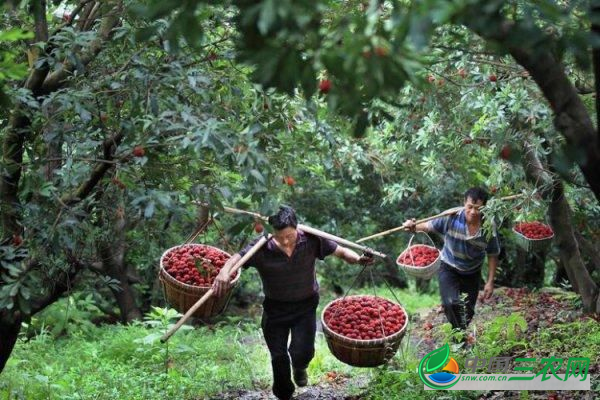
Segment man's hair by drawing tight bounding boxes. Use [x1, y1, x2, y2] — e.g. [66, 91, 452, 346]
[464, 187, 489, 204]
[268, 206, 298, 230]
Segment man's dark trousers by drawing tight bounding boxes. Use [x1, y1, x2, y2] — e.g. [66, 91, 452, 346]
[438, 261, 481, 331]
[261, 294, 318, 400]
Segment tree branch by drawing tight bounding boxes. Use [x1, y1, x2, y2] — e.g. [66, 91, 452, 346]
[592, 3, 600, 130]
[31, 0, 48, 42]
[41, 1, 123, 94]
[74, 0, 98, 31]
[30, 252, 83, 315]
[60, 129, 124, 206]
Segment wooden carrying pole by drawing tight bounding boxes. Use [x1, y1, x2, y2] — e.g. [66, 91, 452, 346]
[355, 193, 524, 243]
[160, 235, 270, 343]
[356, 207, 463, 243]
[221, 206, 387, 259]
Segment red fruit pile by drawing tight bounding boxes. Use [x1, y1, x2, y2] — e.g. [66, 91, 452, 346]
[162, 244, 231, 286]
[397, 245, 439, 267]
[324, 296, 407, 340]
[514, 221, 554, 240]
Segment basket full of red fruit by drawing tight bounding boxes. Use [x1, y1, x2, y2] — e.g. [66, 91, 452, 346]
[159, 243, 239, 319]
[512, 221, 554, 252]
[396, 236, 441, 279]
[321, 295, 408, 367]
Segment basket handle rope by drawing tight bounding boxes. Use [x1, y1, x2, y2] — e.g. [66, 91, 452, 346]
[368, 267, 389, 338]
[184, 216, 213, 244]
[326, 262, 372, 323]
[379, 270, 411, 364]
[209, 214, 240, 256]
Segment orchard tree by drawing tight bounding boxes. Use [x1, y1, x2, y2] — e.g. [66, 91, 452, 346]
[0, 0, 314, 372]
[129, 0, 598, 312]
[0, 0, 370, 373]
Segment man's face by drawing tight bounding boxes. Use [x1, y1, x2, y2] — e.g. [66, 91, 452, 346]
[273, 226, 298, 248]
[464, 197, 484, 224]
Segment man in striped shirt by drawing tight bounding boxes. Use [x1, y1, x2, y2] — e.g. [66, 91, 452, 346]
[404, 187, 500, 335]
[213, 206, 373, 400]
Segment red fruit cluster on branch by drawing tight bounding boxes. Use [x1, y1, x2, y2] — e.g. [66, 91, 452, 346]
[163, 244, 231, 287]
[514, 221, 554, 239]
[283, 176, 296, 186]
[132, 146, 145, 157]
[323, 296, 407, 340]
[397, 245, 439, 267]
[319, 79, 332, 93]
[12, 235, 23, 247]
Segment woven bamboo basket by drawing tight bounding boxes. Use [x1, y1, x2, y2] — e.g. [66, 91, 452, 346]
[321, 295, 409, 368]
[512, 227, 554, 253]
[159, 244, 240, 319]
[396, 244, 441, 280]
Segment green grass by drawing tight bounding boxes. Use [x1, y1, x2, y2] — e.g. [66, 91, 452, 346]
[1, 285, 436, 400]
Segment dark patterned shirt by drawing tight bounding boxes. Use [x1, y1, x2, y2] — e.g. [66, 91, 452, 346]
[238, 230, 338, 301]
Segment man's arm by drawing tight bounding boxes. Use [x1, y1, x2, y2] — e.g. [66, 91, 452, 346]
[333, 246, 373, 265]
[403, 219, 432, 233]
[212, 253, 241, 297]
[483, 255, 498, 299]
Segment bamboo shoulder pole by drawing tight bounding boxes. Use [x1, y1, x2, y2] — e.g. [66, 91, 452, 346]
[297, 224, 387, 259]
[222, 206, 266, 221]
[498, 193, 524, 201]
[356, 207, 463, 243]
[219, 205, 387, 259]
[160, 235, 270, 343]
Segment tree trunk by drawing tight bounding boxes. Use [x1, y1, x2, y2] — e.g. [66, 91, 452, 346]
[415, 277, 430, 293]
[0, 316, 22, 373]
[521, 142, 599, 313]
[109, 281, 142, 322]
[513, 248, 546, 289]
[97, 202, 142, 323]
[548, 186, 598, 312]
[574, 230, 600, 275]
[0, 2, 124, 374]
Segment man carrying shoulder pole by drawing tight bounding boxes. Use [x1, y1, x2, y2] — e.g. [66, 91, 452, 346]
[403, 187, 500, 344]
[213, 205, 373, 400]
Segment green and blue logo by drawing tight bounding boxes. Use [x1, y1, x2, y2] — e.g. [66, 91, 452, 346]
[418, 343, 461, 389]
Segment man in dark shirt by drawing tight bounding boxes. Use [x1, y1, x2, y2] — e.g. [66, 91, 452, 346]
[213, 206, 372, 400]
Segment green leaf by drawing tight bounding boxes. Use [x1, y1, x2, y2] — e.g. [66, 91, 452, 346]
[425, 343, 449, 373]
[250, 169, 265, 184]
